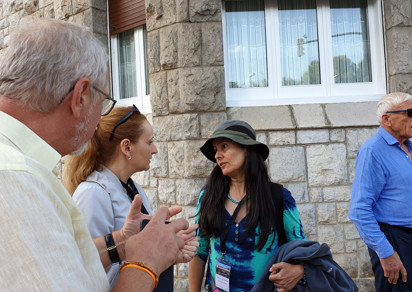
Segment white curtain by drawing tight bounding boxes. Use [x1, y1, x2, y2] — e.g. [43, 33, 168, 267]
[225, 0, 268, 88]
[278, 0, 320, 86]
[118, 29, 137, 99]
[331, 0, 372, 83]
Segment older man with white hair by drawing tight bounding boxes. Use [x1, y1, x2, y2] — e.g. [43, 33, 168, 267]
[349, 92, 412, 292]
[0, 17, 188, 292]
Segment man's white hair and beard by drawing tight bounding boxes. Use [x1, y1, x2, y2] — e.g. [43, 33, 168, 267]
[70, 106, 94, 156]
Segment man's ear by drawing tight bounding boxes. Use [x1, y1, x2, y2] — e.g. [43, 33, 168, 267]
[70, 78, 91, 119]
[381, 114, 391, 127]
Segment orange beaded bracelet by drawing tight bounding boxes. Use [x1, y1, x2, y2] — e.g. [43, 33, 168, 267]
[120, 261, 159, 288]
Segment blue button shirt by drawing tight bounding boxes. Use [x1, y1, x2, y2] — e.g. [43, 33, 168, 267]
[349, 126, 412, 259]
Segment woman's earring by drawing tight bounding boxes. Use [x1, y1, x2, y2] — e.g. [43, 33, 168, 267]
[128, 156, 132, 160]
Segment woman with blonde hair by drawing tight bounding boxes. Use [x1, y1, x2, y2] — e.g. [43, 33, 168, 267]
[64, 105, 198, 290]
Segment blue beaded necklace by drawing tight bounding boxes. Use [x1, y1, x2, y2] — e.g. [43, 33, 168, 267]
[227, 194, 241, 204]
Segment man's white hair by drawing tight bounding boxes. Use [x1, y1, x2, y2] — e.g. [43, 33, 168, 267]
[0, 17, 108, 112]
[377, 92, 412, 123]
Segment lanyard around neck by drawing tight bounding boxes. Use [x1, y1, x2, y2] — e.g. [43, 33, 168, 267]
[119, 178, 148, 214]
[220, 198, 246, 256]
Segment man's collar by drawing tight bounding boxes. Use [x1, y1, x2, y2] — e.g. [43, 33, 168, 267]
[0, 110, 61, 172]
[379, 126, 412, 147]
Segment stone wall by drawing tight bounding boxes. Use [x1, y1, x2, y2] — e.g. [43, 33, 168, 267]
[142, 0, 411, 291]
[384, 0, 412, 94]
[0, 0, 108, 51]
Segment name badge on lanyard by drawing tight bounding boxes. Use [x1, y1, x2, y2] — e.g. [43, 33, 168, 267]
[215, 197, 246, 292]
[215, 258, 231, 292]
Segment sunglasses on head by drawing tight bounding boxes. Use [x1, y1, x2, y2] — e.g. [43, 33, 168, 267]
[109, 105, 140, 141]
[386, 109, 412, 117]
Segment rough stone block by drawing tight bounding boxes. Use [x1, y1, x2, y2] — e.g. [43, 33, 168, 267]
[358, 247, 374, 278]
[150, 142, 168, 177]
[337, 202, 351, 223]
[318, 224, 345, 253]
[227, 106, 295, 130]
[345, 240, 358, 253]
[389, 74, 412, 95]
[174, 278, 189, 292]
[344, 223, 360, 240]
[146, 0, 176, 31]
[353, 279, 375, 292]
[160, 24, 178, 70]
[386, 27, 412, 75]
[256, 132, 267, 146]
[147, 30, 161, 74]
[268, 131, 296, 145]
[189, 0, 221, 22]
[176, 0, 189, 22]
[150, 71, 168, 116]
[23, 0, 39, 14]
[330, 129, 345, 142]
[39, 0, 53, 9]
[145, 188, 158, 211]
[292, 104, 327, 128]
[4, 0, 23, 14]
[333, 253, 358, 278]
[168, 140, 214, 178]
[307, 144, 348, 186]
[268, 146, 306, 183]
[296, 203, 316, 238]
[176, 262, 189, 278]
[171, 67, 225, 113]
[202, 22, 223, 66]
[317, 203, 337, 224]
[384, 0, 412, 29]
[297, 129, 329, 144]
[176, 178, 206, 206]
[54, 0, 71, 19]
[308, 187, 322, 203]
[131, 170, 150, 188]
[323, 186, 352, 202]
[346, 127, 377, 158]
[154, 114, 200, 141]
[348, 158, 356, 183]
[199, 112, 227, 138]
[178, 23, 201, 67]
[284, 183, 308, 203]
[158, 178, 176, 205]
[325, 102, 378, 127]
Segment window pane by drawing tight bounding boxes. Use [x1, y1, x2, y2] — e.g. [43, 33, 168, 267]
[118, 29, 137, 99]
[278, 0, 320, 86]
[331, 0, 372, 83]
[226, 0, 268, 88]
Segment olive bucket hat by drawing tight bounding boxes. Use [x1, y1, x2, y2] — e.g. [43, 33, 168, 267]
[200, 120, 269, 163]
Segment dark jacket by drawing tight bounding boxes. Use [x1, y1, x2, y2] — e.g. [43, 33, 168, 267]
[251, 240, 358, 292]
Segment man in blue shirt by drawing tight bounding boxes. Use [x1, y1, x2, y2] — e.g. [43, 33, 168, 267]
[349, 92, 412, 292]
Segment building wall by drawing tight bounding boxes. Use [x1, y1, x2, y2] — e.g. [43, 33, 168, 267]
[0, 0, 411, 291]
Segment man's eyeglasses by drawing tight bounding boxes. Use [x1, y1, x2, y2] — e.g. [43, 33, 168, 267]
[59, 84, 116, 116]
[386, 109, 412, 117]
[109, 104, 140, 141]
[92, 85, 117, 116]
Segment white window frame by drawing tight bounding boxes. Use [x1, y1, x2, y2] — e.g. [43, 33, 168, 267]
[222, 0, 386, 107]
[110, 26, 151, 113]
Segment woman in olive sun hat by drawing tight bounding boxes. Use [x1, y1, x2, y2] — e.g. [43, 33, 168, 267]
[189, 120, 306, 292]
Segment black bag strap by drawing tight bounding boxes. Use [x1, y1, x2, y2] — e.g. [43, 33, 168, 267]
[271, 182, 287, 246]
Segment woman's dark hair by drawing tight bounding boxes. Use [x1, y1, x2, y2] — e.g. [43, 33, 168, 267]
[197, 146, 277, 251]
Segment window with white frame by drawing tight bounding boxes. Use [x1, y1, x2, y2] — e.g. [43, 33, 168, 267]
[110, 25, 151, 113]
[222, 0, 386, 107]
